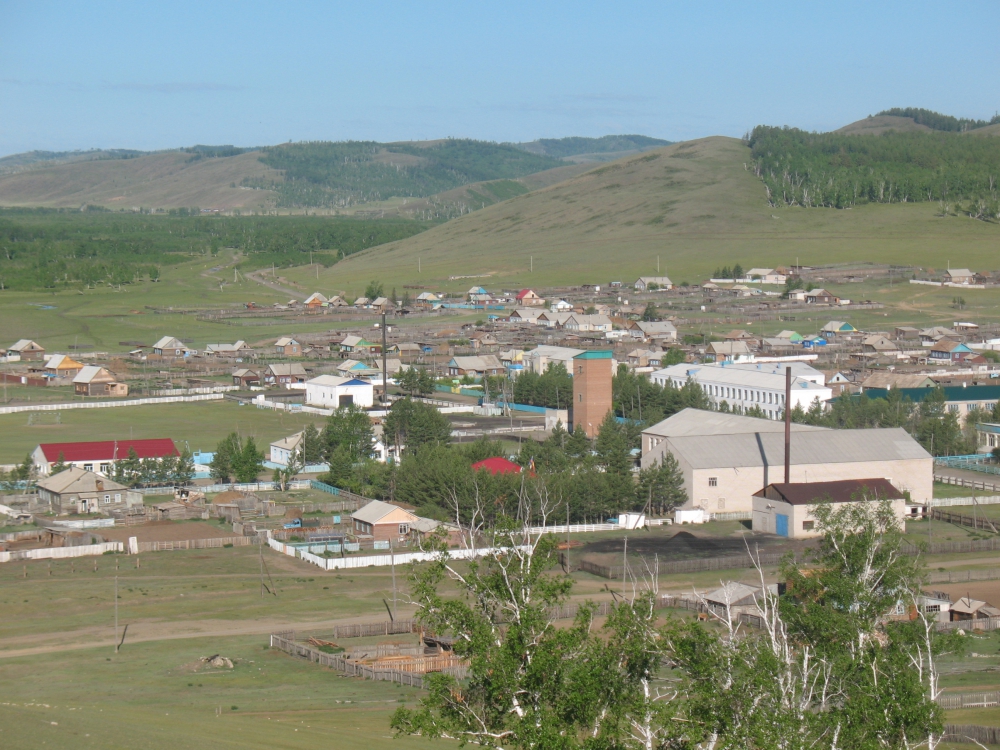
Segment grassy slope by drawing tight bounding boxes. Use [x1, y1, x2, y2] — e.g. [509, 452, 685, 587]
[835, 115, 933, 135]
[0, 151, 280, 210]
[311, 136, 1000, 293]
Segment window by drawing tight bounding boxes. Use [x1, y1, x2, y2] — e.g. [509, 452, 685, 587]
[103, 495, 111, 504]
[115, 493, 121, 502]
[802, 521, 815, 531]
[924, 604, 940, 613]
[708, 477, 718, 487]
[83, 463, 93, 472]
[579, 394, 583, 402]
[399, 524, 410, 535]
[948, 404, 959, 413]
[100, 463, 111, 474]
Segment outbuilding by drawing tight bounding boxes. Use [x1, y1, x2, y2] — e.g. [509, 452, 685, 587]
[304, 374, 374, 409]
[751, 478, 906, 538]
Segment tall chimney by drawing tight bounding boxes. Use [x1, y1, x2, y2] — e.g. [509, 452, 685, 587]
[784, 366, 792, 484]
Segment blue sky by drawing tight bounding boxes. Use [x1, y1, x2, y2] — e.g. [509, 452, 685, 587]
[1, 1, 998, 156]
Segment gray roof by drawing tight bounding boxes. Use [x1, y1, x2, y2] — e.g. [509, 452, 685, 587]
[352, 500, 417, 525]
[37, 467, 128, 495]
[667, 427, 929, 470]
[73, 365, 116, 384]
[643, 408, 827, 439]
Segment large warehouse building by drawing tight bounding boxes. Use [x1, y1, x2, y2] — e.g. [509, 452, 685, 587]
[640, 409, 932, 514]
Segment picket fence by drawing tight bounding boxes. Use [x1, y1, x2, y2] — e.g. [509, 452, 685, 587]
[928, 567, 1000, 584]
[135, 480, 311, 496]
[0, 393, 224, 415]
[268, 538, 529, 571]
[0, 541, 122, 563]
[943, 724, 1000, 745]
[938, 691, 1000, 710]
[937, 617, 1000, 633]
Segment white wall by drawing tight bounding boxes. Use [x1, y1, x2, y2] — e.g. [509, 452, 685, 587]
[305, 382, 374, 409]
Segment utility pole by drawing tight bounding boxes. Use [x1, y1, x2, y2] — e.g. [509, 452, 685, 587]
[114, 575, 119, 653]
[381, 310, 388, 405]
[391, 541, 397, 619]
[784, 367, 792, 483]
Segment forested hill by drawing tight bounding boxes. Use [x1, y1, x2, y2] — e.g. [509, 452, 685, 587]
[875, 108, 1000, 132]
[250, 140, 563, 208]
[515, 135, 672, 158]
[747, 125, 1000, 217]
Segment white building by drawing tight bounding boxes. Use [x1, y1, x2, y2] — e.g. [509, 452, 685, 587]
[634, 276, 674, 291]
[651, 362, 830, 419]
[270, 432, 303, 466]
[743, 268, 788, 285]
[304, 375, 374, 409]
[640, 409, 932, 514]
[522, 345, 585, 375]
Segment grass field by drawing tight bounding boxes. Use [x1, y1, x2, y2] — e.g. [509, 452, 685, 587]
[0, 400, 320, 464]
[315, 136, 1000, 293]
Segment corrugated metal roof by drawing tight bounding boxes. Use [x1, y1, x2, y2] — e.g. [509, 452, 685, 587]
[668, 427, 929, 470]
[37, 466, 129, 494]
[643, 408, 827, 438]
[38, 439, 178, 463]
[756, 478, 903, 505]
[352, 500, 417, 524]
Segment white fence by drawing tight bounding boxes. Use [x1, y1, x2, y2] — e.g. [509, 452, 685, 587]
[151, 385, 239, 396]
[0, 541, 122, 563]
[0, 393, 225, 415]
[46, 518, 117, 529]
[135, 480, 311, 495]
[930, 496, 1000, 508]
[268, 538, 526, 571]
[254, 398, 333, 417]
[529, 523, 619, 534]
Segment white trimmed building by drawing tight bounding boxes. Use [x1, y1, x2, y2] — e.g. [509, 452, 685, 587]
[304, 375, 374, 409]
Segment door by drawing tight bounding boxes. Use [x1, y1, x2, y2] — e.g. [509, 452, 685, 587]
[775, 514, 789, 537]
[338, 394, 354, 407]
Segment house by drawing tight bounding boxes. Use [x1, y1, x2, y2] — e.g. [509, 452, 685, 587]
[9, 339, 45, 361]
[353, 296, 370, 308]
[340, 335, 380, 355]
[626, 320, 678, 343]
[374, 358, 405, 376]
[820, 321, 856, 337]
[515, 289, 545, 306]
[929, 341, 981, 363]
[43, 354, 85, 378]
[32, 438, 179, 477]
[761, 338, 799, 354]
[640, 408, 932, 514]
[751, 478, 906, 538]
[626, 349, 664, 368]
[415, 292, 440, 306]
[472, 456, 523, 475]
[394, 342, 424, 359]
[264, 363, 307, 387]
[522, 345, 586, 375]
[744, 268, 788, 285]
[859, 372, 936, 390]
[269, 432, 303, 466]
[806, 289, 839, 305]
[634, 276, 674, 291]
[509, 308, 545, 325]
[337, 359, 379, 377]
[36, 468, 141, 515]
[274, 337, 301, 356]
[370, 296, 394, 312]
[919, 327, 961, 345]
[73, 366, 128, 397]
[448, 355, 504, 377]
[536, 312, 574, 328]
[895, 326, 921, 340]
[824, 371, 854, 397]
[950, 596, 1000, 621]
[152, 336, 193, 357]
[303, 292, 328, 308]
[232, 368, 261, 387]
[351, 500, 420, 544]
[862, 335, 898, 353]
[328, 295, 349, 307]
[944, 268, 977, 285]
[304, 374, 374, 408]
[204, 341, 255, 358]
[549, 299, 574, 312]
[469, 332, 499, 350]
[564, 314, 613, 333]
[707, 341, 752, 361]
[409, 516, 464, 547]
[776, 330, 804, 343]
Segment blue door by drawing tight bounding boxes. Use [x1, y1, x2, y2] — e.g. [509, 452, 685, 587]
[775, 514, 789, 537]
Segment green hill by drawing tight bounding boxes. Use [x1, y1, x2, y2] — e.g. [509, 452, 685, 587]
[515, 135, 672, 159]
[306, 136, 999, 293]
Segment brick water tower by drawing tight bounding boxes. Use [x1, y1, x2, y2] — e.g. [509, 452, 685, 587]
[572, 350, 613, 438]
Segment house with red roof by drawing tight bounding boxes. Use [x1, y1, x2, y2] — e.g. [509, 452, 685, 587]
[472, 456, 524, 475]
[515, 289, 545, 306]
[31, 438, 180, 477]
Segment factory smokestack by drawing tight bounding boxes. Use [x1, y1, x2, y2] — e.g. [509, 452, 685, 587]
[784, 366, 792, 484]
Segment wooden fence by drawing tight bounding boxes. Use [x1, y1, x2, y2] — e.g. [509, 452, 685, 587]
[938, 691, 1000, 710]
[930, 508, 999, 533]
[275, 618, 419, 642]
[943, 724, 1000, 745]
[577, 552, 790, 579]
[928, 567, 1000, 584]
[935, 474, 1000, 493]
[270, 635, 469, 689]
[134, 536, 258, 553]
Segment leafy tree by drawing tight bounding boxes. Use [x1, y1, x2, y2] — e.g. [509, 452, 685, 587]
[232, 437, 264, 483]
[210, 433, 264, 483]
[512, 362, 572, 409]
[273, 452, 300, 492]
[364, 280, 384, 300]
[50, 451, 69, 475]
[321, 404, 373, 461]
[635, 451, 687, 515]
[300, 422, 323, 464]
[640, 301, 659, 321]
[114, 447, 142, 487]
[174, 448, 195, 485]
[384, 398, 452, 454]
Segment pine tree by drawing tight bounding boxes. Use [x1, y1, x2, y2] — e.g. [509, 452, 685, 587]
[51, 451, 69, 475]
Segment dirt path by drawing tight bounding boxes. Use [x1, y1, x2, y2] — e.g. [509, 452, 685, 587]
[0, 610, 417, 660]
[245, 268, 305, 298]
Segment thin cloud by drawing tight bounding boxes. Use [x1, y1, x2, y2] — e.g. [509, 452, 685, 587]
[104, 81, 244, 93]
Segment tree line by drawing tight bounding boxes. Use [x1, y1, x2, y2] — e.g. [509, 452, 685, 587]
[747, 125, 1000, 218]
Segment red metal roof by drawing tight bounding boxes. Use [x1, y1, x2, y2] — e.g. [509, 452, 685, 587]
[472, 456, 523, 475]
[38, 439, 179, 463]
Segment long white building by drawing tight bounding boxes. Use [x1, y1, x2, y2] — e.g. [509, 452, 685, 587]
[650, 362, 831, 418]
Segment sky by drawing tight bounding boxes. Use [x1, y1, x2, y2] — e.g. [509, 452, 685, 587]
[1, 1, 998, 156]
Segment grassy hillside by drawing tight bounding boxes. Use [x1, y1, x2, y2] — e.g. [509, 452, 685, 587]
[0, 151, 280, 210]
[835, 115, 933, 135]
[306, 136, 1000, 292]
[516, 135, 672, 158]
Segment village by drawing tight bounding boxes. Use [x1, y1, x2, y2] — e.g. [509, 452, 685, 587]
[6, 262, 1000, 747]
